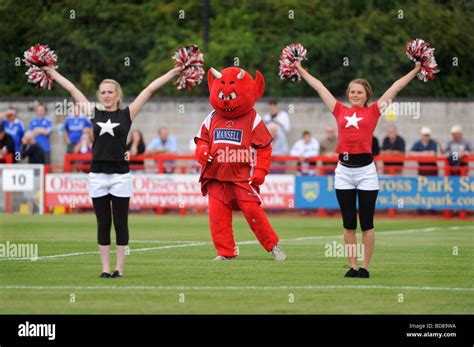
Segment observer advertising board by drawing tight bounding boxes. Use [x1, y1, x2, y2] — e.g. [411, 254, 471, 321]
[45, 174, 294, 209]
[295, 175, 474, 210]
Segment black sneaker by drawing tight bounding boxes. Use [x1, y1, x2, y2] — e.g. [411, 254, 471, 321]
[111, 270, 123, 278]
[99, 272, 111, 278]
[344, 268, 358, 277]
[357, 268, 370, 278]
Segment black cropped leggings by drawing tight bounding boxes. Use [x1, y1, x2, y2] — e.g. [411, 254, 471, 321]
[335, 189, 378, 231]
[92, 194, 130, 246]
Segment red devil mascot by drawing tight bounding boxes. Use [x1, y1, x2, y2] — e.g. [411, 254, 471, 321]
[194, 67, 286, 261]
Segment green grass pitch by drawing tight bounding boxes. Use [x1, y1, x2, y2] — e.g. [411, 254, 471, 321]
[0, 214, 473, 314]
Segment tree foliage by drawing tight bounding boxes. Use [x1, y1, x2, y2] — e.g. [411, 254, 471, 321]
[0, 0, 472, 97]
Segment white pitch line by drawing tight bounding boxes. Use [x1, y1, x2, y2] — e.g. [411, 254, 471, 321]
[39, 240, 204, 244]
[1, 225, 471, 262]
[0, 284, 472, 292]
[0, 242, 208, 261]
[12, 225, 474, 244]
[280, 225, 474, 243]
[131, 242, 208, 253]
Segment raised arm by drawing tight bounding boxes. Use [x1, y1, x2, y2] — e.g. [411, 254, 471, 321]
[43, 66, 92, 115]
[0, 108, 16, 120]
[0, 110, 10, 120]
[295, 61, 337, 113]
[129, 67, 181, 121]
[31, 127, 51, 136]
[377, 63, 421, 113]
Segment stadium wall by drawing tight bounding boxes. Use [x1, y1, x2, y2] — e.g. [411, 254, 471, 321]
[1, 98, 472, 165]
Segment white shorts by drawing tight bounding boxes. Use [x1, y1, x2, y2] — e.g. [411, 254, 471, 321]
[88, 172, 133, 198]
[334, 162, 379, 190]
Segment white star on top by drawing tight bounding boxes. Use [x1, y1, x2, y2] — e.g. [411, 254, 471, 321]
[344, 112, 363, 129]
[97, 119, 120, 137]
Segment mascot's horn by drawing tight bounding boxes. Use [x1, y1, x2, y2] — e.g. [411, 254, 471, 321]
[210, 67, 222, 79]
[237, 69, 245, 80]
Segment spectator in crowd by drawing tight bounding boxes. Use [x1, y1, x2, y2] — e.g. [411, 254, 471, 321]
[146, 127, 177, 173]
[267, 122, 289, 173]
[320, 126, 338, 155]
[381, 125, 405, 174]
[267, 122, 289, 155]
[188, 137, 200, 174]
[28, 103, 52, 164]
[76, 130, 93, 154]
[441, 125, 473, 176]
[372, 136, 380, 156]
[290, 130, 320, 176]
[62, 104, 93, 173]
[263, 99, 291, 134]
[0, 107, 25, 162]
[320, 125, 338, 174]
[410, 126, 438, 176]
[0, 123, 16, 163]
[64, 104, 93, 153]
[126, 130, 146, 172]
[20, 131, 45, 164]
[146, 127, 177, 154]
[189, 137, 196, 153]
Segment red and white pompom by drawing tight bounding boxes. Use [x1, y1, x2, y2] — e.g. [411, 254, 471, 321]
[172, 45, 205, 90]
[405, 38, 439, 82]
[279, 43, 307, 82]
[23, 44, 58, 90]
[25, 66, 54, 90]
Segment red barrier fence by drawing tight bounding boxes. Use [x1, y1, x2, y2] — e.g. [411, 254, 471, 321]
[63, 153, 197, 173]
[4, 153, 472, 217]
[0, 153, 13, 164]
[49, 154, 473, 218]
[62, 153, 473, 176]
[0, 154, 14, 212]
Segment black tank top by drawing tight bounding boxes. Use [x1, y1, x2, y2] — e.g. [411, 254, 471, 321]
[90, 107, 132, 174]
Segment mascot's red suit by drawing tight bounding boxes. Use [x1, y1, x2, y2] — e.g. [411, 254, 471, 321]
[194, 67, 286, 261]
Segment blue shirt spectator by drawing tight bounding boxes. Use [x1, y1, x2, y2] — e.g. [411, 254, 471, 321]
[146, 131, 177, 154]
[28, 104, 52, 163]
[64, 114, 92, 146]
[1, 107, 25, 156]
[410, 127, 438, 176]
[411, 138, 437, 152]
[29, 116, 52, 152]
[146, 127, 177, 173]
[2, 119, 25, 154]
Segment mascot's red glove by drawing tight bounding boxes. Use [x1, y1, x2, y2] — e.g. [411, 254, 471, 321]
[249, 144, 272, 186]
[195, 139, 213, 166]
[250, 168, 267, 186]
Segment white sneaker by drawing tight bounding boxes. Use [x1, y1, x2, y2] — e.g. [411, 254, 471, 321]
[271, 244, 286, 261]
[213, 255, 237, 261]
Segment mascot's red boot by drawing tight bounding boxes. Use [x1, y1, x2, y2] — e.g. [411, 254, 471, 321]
[194, 67, 286, 261]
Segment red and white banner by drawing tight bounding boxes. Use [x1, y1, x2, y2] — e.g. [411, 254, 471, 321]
[45, 174, 294, 209]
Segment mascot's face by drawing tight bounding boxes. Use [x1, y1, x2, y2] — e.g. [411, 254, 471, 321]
[208, 67, 265, 119]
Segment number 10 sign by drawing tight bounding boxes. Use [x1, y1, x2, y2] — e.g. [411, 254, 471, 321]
[2, 169, 34, 191]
